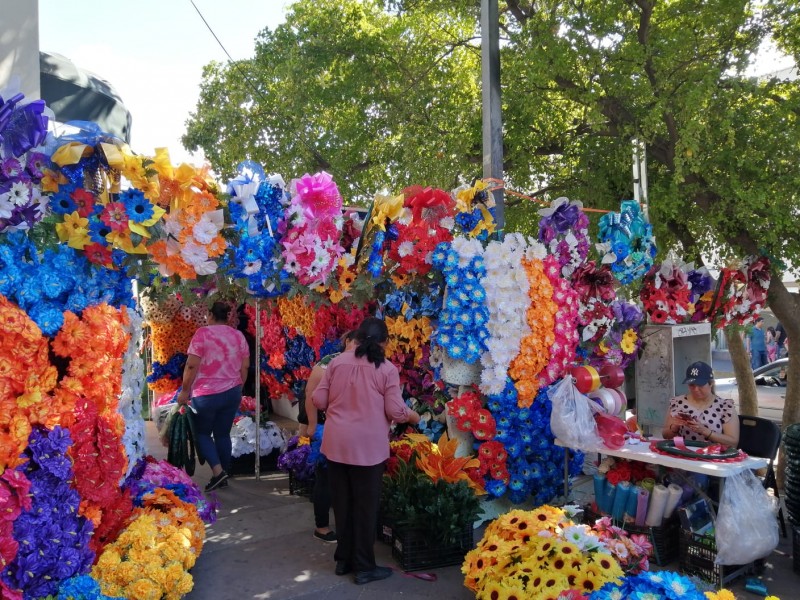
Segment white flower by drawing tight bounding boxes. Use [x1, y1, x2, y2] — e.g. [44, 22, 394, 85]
[397, 241, 415, 257]
[7, 181, 30, 206]
[193, 215, 220, 244]
[243, 260, 262, 275]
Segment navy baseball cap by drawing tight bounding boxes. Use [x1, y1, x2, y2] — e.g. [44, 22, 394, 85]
[683, 361, 714, 385]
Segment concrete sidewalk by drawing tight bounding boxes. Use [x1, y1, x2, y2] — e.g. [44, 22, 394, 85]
[145, 420, 797, 600]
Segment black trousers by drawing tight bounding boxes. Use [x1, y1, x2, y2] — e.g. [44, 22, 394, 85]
[312, 464, 331, 528]
[327, 460, 385, 573]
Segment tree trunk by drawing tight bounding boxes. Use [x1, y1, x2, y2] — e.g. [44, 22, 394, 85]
[725, 327, 758, 417]
[765, 273, 800, 489]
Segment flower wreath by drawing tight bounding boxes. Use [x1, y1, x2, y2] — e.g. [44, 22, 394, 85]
[596, 199, 656, 285]
[712, 255, 770, 328]
[537, 196, 591, 277]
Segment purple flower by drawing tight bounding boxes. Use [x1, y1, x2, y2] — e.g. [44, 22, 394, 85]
[0, 157, 23, 179]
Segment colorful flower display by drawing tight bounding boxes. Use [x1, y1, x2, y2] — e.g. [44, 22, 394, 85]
[597, 200, 656, 285]
[538, 197, 591, 278]
[462, 505, 624, 598]
[712, 255, 770, 328]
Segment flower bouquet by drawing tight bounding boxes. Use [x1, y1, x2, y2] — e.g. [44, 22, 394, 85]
[277, 435, 315, 495]
[462, 505, 624, 598]
[382, 433, 484, 548]
[538, 197, 591, 278]
[596, 200, 656, 285]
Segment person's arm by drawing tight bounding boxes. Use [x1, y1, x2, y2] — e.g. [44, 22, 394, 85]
[176, 354, 201, 405]
[662, 412, 683, 439]
[305, 365, 324, 438]
[694, 415, 739, 447]
[311, 367, 331, 412]
[382, 366, 421, 425]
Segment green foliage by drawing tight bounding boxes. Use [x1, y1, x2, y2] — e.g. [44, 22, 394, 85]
[381, 457, 482, 546]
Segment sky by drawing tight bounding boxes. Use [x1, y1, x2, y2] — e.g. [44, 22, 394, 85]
[38, 0, 290, 165]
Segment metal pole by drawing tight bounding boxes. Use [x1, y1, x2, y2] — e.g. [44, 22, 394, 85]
[481, 0, 505, 233]
[632, 139, 649, 221]
[254, 298, 261, 481]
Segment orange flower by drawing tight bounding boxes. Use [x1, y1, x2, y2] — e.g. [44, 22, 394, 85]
[509, 258, 557, 407]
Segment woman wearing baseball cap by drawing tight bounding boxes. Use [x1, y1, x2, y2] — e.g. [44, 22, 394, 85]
[661, 361, 739, 447]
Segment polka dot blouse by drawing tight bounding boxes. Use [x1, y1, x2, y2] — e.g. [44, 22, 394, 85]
[668, 394, 735, 442]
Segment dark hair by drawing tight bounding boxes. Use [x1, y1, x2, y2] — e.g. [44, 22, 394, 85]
[354, 317, 388, 366]
[210, 301, 231, 323]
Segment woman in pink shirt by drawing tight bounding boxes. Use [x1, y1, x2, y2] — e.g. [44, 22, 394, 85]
[312, 317, 420, 585]
[177, 302, 249, 492]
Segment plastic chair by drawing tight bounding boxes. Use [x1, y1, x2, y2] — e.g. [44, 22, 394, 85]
[737, 415, 787, 537]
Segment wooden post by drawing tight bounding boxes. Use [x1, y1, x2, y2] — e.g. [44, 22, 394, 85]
[481, 0, 505, 234]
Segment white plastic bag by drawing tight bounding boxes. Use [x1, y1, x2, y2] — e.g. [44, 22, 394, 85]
[548, 376, 603, 451]
[714, 468, 779, 565]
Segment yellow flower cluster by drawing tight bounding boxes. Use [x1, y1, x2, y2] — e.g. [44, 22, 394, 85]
[509, 258, 556, 407]
[385, 315, 432, 364]
[706, 593, 779, 600]
[463, 506, 622, 599]
[621, 328, 638, 354]
[93, 489, 205, 600]
[276, 296, 316, 336]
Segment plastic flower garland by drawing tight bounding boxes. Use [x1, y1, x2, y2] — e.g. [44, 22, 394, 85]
[713, 255, 770, 328]
[92, 489, 204, 600]
[509, 253, 556, 406]
[279, 171, 344, 287]
[226, 161, 289, 296]
[589, 300, 643, 369]
[538, 197, 591, 278]
[0, 91, 49, 234]
[640, 259, 693, 324]
[0, 469, 31, 599]
[386, 186, 455, 277]
[572, 261, 617, 344]
[452, 179, 496, 239]
[589, 570, 707, 600]
[480, 233, 536, 395]
[118, 308, 146, 473]
[540, 254, 580, 385]
[462, 506, 624, 598]
[231, 416, 287, 458]
[596, 200, 656, 284]
[480, 382, 582, 504]
[3, 426, 95, 599]
[430, 237, 489, 364]
[0, 232, 133, 335]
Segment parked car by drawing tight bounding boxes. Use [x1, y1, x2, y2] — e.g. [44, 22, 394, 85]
[715, 358, 787, 421]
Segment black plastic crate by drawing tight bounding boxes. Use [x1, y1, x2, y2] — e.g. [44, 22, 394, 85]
[392, 525, 473, 571]
[679, 528, 752, 587]
[583, 505, 679, 566]
[228, 451, 279, 476]
[288, 472, 315, 497]
[377, 514, 395, 545]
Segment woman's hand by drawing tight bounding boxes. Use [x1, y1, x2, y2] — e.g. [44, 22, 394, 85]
[176, 389, 190, 406]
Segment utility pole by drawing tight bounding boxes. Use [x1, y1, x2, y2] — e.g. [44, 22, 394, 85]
[481, 0, 504, 233]
[632, 138, 649, 221]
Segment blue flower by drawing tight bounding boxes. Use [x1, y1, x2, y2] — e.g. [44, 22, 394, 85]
[87, 217, 112, 245]
[50, 185, 78, 214]
[485, 479, 507, 498]
[120, 188, 154, 223]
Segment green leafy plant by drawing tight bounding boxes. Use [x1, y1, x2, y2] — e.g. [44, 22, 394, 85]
[381, 455, 482, 547]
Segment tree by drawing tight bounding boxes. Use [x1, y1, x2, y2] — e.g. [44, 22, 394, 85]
[183, 0, 484, 198]
[184, 0, 800, 431]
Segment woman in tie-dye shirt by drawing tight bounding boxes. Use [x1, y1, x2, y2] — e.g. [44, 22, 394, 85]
[177, 301, 249, 492]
